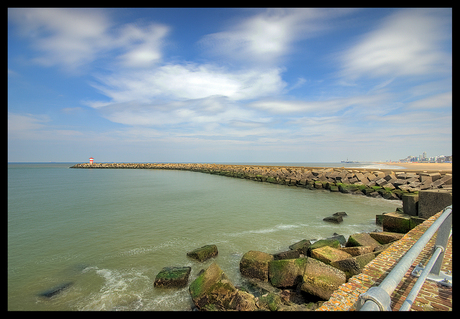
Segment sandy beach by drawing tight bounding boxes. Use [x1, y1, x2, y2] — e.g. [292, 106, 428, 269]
[374, 162, 452, 172]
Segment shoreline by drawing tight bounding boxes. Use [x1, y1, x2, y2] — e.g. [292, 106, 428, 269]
[372, 162, 452, 172]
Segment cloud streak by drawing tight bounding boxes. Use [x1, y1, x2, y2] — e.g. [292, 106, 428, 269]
[339, 9, 451, 80]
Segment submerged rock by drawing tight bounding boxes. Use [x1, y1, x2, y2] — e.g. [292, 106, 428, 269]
[38, 282, 73, 298]
[187, 244, 218, 262]
[323, 215, 343, 224]
[154, 266, 191, 288]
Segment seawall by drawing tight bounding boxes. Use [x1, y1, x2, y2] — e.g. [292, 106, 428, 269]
[70, 163, 452, 200]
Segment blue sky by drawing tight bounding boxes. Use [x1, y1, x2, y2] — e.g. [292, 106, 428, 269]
[8, 8, 452, 163]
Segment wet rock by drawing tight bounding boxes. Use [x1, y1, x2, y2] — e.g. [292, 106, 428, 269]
[333, 212, 348, 217]
[38, 282, 73, 298]
[240, 250, 273, 281]
[268, 258, 308, 288]
[187, 244, 218, 262]
[300, 258, 346, 300]
[273, 250, 301, 260]
[188, 262, 237, 310]
[288, 239, 311, 255]
[258, 292, 283, 311]
[322, 215, 343, 224]
[154, 266, 191, 288]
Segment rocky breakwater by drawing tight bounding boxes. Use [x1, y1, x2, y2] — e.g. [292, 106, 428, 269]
[181, 229, 404, 311]
[71, 163, 452, 200]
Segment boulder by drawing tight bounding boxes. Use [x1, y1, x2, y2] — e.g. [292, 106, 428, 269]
[300, 258, 346, 300]
[257, 292, 284, 311]
[328, 234, 347, 246]
[308, 238, 341, 256]
[188, 262, 237, 310]
[240, 250, 274, 281]
[333, 212, 348, 217]
[288, 239, 311, 255]
[322, 215, 343, 224]
[154, 266, 191, 288]
[310, 246, 352, 265]
[339, 246, 374, 257]
[38, 282, 73, 298]
[402, 193, 419, 216]
[369, 231, 404, 245]
[382, 212, 412, 233]
[268, 258, 308, 288]
[346, 233, 381, 249]
[353, 252, 376, 269]
[273, 250, 301, 260]
[330, 257, 362, 279]
[418, 190, 452, 219]
[187, 244, 218, 262]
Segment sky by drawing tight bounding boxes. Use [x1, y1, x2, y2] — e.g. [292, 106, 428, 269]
[8, 8, 452, 163]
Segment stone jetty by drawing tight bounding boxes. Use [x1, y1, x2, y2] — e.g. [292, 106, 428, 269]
[70, 163, 452, 200]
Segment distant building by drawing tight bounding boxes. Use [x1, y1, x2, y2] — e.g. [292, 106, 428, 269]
[89, 157, 94, 164]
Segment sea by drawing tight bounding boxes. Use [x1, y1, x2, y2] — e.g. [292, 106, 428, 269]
[8, 162, 404, 311]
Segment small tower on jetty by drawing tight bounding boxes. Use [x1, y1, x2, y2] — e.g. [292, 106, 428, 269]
[89, 157, 94, 165]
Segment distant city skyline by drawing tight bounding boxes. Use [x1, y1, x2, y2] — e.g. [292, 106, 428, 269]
[8, 8, 452, 163]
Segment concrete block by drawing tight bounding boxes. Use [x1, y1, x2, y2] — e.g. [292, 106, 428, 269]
[418, 190, 452, 219]
[402, 193, 419, 217]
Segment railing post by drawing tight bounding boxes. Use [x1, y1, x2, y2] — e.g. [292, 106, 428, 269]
[431, 206, 452, 275]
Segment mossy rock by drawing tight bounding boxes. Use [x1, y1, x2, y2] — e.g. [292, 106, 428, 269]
[311, 246, 352, 265]
[268, 258, 308, 288]
[300, 258, 346, 300]
[346, 233, 380, 249]
[188, 262, 237, 310]
[307, 238, 340, 256]
[154, 266, 191, 288]
[240, 250, 274, 281]
[258, 292, 283, 311]
[288, 239, 311, 255]
[187, 245, 218, 262]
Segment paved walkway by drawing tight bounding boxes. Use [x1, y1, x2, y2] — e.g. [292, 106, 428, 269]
[316, 210, 452, 311]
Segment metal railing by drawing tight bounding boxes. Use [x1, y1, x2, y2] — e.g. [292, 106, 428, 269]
[356, 205, 452, 311]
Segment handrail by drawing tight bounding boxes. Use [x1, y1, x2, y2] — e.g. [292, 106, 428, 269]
[357, 205, 452, 311]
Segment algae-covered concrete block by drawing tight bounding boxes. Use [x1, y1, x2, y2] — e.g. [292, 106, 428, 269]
[154, 266, 191, 288]
[418, 190, 452, 219]
[382, 212, 411, 233]
[402, 193, 419, 216]
[239, 250, 273, 281]
[187, 244, 218, 262]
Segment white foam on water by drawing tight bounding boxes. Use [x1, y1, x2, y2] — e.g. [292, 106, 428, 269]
[78, 267, 150, 311]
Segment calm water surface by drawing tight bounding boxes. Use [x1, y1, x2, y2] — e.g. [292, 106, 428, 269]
[8, 163, 401, 310]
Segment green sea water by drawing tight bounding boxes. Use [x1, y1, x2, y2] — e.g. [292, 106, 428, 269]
[8, 163, 401, 311]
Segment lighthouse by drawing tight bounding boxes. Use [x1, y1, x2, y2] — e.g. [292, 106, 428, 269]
[89, 157, 94, 164]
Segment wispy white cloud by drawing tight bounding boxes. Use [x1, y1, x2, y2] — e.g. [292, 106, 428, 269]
[199, 8, 355, 66]
[339, 9, 451, 80]
[8, 8, 169, 71]
[407, 92, 452, 109]
[89, 64, 286, 104]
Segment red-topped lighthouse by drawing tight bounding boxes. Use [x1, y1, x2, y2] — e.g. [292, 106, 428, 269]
[89, 157, 94, 164]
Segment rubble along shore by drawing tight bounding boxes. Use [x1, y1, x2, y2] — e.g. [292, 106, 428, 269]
[70, 163, 451, 200]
